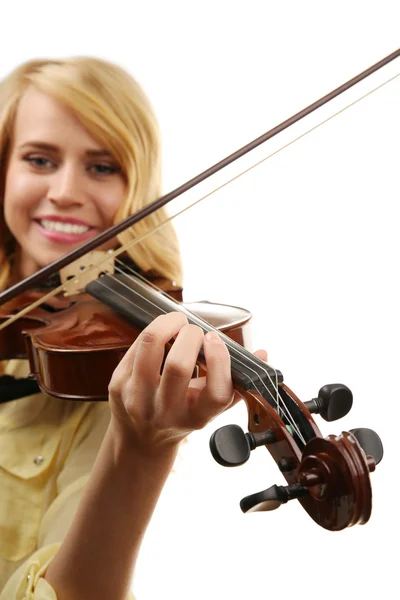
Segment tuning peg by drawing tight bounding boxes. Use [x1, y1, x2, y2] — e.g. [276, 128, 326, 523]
[240, 483, 308, 512]
[349, 428, 384, 465]
[209, 424, 275, 467]
[304, 383, 353, 421]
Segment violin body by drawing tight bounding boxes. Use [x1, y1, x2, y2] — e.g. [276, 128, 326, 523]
[0, 281, 252, 400]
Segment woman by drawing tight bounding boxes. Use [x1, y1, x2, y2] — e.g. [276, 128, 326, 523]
[0, 56, 266, 599]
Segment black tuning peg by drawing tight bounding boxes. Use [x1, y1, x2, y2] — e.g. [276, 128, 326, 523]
[304, 383, 353, 421]
[209, 424, 275, 467]
[240, 483, 308, 512]
[349, 428, 384, 465]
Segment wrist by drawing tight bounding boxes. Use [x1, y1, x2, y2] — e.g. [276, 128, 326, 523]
[109, 412, 181, 464]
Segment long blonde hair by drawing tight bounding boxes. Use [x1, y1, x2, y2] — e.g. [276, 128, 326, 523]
[0, 56, 183, 292]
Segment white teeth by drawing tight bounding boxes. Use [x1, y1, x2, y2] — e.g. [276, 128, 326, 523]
[39, 219, 90, 234]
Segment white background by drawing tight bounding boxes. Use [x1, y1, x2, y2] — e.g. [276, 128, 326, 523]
[1, 2, 399, 599]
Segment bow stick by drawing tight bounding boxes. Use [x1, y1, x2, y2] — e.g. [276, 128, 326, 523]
[0, 47, 399, 306]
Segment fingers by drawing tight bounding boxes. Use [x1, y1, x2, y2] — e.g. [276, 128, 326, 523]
[202, 331, 233, 405]
[109, 312, 189, 409]
[185, 330, 233, 428]
[158, 323, 204, 411]
[130, 313, 189, 405]
[109, 310, 270, 444]
[253, 348, 268, 362]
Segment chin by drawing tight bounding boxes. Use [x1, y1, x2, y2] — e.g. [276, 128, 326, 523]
[31, 251, 67, 272]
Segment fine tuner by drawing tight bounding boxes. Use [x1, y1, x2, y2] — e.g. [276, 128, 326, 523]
[210, 384, 383, 520]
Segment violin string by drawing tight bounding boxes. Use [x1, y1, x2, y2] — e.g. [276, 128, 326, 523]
[112, 265, 305, 443]
[94, 270, 302, 441]
[0, 258, 298, 441]
[0, 253, 304, 441]
[101, 259, 306, 443]
[1, 72, 397, 332]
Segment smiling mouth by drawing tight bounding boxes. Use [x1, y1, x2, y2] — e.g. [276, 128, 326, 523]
[37, 219, 92, 234]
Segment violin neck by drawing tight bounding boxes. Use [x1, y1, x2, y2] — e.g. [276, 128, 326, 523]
[86, 273, 283, 396]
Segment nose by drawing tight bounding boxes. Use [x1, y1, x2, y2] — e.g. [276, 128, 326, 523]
[47, 163, 85, 207]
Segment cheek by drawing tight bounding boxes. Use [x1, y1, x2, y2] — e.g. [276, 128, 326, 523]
[4, 164, 44, 224]
[96, 180, 127, 227]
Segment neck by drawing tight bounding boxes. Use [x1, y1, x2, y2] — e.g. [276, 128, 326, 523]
[86, 271, 283, 396]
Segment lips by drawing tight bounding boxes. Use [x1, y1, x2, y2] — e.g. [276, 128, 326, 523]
[34, 216, 97, 243]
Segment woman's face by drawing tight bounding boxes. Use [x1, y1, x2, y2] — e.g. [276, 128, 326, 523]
[3, 88, 127, 279]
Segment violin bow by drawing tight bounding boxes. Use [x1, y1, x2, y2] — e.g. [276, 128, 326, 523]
[0, 47, 399, 306]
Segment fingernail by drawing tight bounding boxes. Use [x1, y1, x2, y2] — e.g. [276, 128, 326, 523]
[205, 330, 221, 343]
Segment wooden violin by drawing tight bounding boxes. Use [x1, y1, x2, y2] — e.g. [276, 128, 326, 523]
[1, 50, 396, 530]
[0, 258, 384, 531]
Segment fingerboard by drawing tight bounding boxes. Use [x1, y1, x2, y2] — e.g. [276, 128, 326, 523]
[87, 274, 283, 397]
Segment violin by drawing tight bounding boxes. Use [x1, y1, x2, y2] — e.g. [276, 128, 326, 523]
[1, 50, 396, 531]
[0, 256, 252, 401]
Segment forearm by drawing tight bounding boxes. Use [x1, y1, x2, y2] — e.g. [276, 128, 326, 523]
[44, 416, 179, 600]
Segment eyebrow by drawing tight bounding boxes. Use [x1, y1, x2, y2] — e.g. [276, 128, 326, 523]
[18, 141, 113, 158]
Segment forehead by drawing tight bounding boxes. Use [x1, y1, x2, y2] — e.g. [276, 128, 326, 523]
[12, 88, 101, 149]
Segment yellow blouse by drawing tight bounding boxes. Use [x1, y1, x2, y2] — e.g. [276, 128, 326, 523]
[0, 360, 134, 599]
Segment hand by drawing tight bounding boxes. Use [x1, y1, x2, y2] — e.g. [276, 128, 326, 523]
[108, 312, 235, 451]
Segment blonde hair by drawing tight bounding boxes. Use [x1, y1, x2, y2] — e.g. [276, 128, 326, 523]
[0, 56, 183, 292]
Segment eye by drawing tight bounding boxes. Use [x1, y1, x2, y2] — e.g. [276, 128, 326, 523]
[89, 163, 121, 176]
[24, 156, 54, 169]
